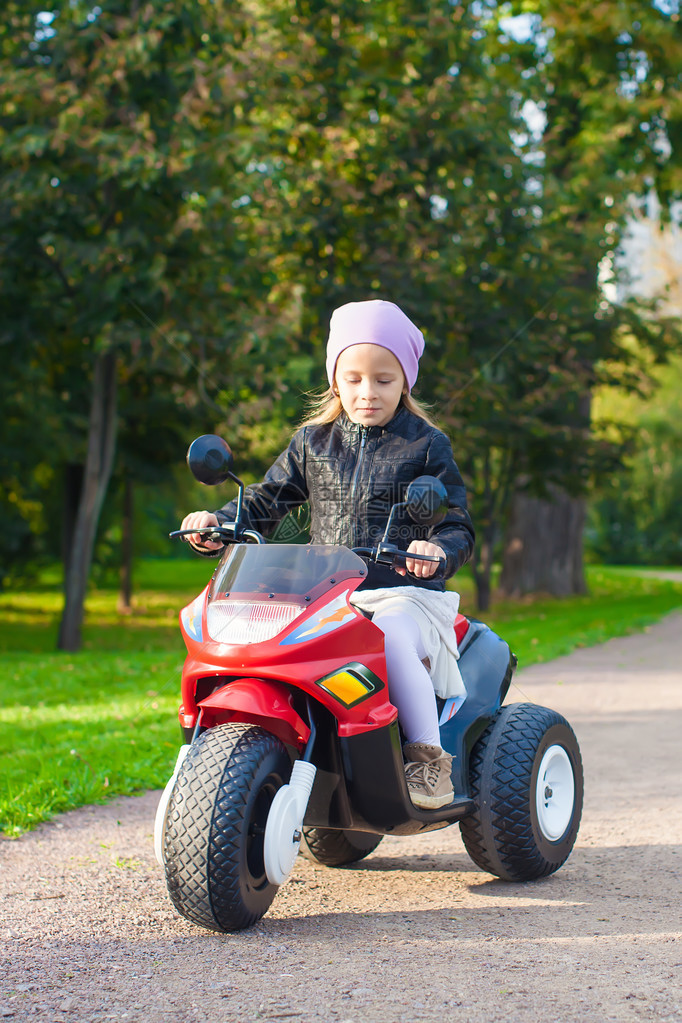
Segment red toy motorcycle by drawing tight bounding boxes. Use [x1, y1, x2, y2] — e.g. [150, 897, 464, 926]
[155, 435, 583, 933]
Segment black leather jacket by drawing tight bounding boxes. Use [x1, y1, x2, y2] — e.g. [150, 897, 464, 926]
[215, 407, 475, 591]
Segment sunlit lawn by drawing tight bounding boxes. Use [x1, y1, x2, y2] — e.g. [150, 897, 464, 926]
[0, 558, 210, 836]
[1, 558, 680, 835]
[460, 566, 682, 666]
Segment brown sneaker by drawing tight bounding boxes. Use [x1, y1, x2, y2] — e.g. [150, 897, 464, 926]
[403, 743, 454, 810]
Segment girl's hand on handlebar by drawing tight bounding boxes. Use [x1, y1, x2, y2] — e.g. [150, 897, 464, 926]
[180, 511, 223, 550]
[397, 541, 446, 579]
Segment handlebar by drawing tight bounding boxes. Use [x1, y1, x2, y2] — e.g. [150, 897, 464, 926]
[169, 526, 265, 545]
[170, 528, 443, 575]
[352, 548, 441, 563]
[352, 544, 444, 573]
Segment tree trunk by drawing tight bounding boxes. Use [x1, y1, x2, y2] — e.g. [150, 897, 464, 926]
[499, 484, 587, 598]
[61, 463, 84, 575]
[58, 350, 118, 651]
[118, 474, 134, 613]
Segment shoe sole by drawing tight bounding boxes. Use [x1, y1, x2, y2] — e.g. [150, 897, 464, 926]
[409, 790, 455, 810]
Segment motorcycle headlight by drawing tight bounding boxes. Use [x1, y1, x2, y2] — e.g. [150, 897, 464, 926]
[206, 600, 303, 645]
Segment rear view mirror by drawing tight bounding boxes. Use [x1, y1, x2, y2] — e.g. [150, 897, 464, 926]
[187, 435, 236, 486]
[405, 475, 448, 527]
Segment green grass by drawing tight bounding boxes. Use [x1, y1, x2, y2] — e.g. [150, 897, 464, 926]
[0, 558, 213, 836]
[0, 651, 182, 836]
[0, 559, 680, 836]
[0, 558, 211, 653]
[455, 566, 682, 666]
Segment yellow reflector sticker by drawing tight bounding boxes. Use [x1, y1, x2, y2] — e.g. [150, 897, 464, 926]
[318, 670, 372, 707]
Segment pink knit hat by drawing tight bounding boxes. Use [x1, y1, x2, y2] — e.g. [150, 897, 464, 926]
[326, 300, 425, 392]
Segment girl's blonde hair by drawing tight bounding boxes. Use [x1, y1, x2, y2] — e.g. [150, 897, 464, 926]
[299, 387, 439, 429]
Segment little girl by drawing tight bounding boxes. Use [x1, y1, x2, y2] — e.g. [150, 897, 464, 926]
[181, 299, 475, 809]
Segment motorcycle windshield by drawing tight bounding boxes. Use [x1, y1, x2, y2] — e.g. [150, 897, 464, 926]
[208, 544, 367, 605]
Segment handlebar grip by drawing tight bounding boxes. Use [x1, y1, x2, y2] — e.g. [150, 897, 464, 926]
[392, 550, 443, 564]
[169, 527, 230, 544]
[169, 523, 265, 546]
[394, 551, 445, 576]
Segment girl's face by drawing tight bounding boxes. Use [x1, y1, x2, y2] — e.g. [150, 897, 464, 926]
[334, 343, 406, 427]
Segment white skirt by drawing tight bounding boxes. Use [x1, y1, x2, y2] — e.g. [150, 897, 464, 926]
[350, 586, 466, 700]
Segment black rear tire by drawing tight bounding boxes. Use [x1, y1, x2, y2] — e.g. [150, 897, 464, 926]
[163, 723, 290, 932]
[460, 703, 583, 881]
[301, 827, 383, 867]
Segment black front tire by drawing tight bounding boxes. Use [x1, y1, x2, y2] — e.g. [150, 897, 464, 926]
[460, 703, 583, 881]
[163, 723, 290, 932]
[301, 827, 383, 867]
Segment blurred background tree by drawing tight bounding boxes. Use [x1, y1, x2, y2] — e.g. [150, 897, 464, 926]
[0, 1, 276, 648]
[589, 191, 682, 567]
[590, 354, 682, 565]
[491, 0, 682, 600]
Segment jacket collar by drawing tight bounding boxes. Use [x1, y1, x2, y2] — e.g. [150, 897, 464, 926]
[337, 405, 409, 437]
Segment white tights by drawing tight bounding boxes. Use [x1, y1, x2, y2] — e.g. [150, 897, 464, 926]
[372, 608, 441, 747]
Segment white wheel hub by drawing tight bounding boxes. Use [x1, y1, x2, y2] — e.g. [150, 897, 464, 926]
[264, 760, 316, 885]
[535, 744, 575, 841]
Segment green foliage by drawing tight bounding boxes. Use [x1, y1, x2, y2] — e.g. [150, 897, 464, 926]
[478, 566, 682, 662]
[473, 2, 681, 506]
[0, 1, 272, 585]
[468, 1, 682, 596]
[589, 355, 682, 564]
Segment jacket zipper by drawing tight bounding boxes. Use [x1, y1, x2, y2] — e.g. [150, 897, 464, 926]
[349, 425, 368, 545]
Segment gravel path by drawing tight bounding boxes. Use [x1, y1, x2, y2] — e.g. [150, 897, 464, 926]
[2, 613, 681, 1023]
